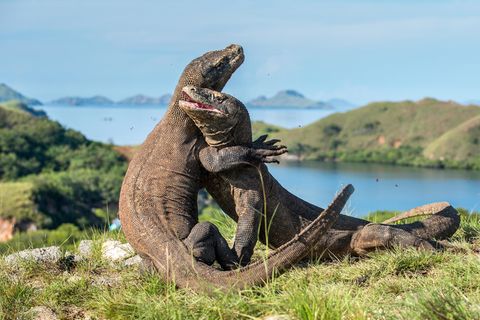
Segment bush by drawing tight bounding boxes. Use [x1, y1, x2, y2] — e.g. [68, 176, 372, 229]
[30, 169, 124, 229]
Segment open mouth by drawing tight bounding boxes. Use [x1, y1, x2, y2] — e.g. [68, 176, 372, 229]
[180, 91, 223, 114]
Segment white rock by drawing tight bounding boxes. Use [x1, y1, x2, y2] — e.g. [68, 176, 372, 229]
[28, 306, 58, 320]
[124, 254, 143, 267]
[78, 240, 94, 257]
[102, 240, 135, 262]
[5, 246, 62, 266]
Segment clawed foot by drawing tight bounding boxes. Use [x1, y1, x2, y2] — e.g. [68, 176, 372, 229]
[251, 134, 288, 163]
[253, 134, 287, 151]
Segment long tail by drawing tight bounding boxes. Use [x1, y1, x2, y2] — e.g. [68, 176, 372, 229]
[383, 202, 460, 240]
[128, 184, 353, 292]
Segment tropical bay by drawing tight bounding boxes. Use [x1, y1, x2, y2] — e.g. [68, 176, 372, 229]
[33, 103, 480, 216]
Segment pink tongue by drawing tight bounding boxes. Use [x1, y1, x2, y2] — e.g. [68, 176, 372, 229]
[195, 102, 215, 110]
[182, 91, 216, 110]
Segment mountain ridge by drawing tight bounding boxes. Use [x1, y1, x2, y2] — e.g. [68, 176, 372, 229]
[247, 89, 355, 110]
[0, 83, 42, 106]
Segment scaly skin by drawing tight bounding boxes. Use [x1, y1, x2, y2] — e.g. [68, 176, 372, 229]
[181, 87, 460, 260]
[119, 45, 353, 292]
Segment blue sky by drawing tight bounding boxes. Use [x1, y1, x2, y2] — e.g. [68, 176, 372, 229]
[1, 0, 479, 104]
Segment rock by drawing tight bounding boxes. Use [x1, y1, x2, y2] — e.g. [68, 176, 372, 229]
[28, 306, 58, 320]
[92, 274, 121, 288]
[102, 240, 134, 262]
[5, 246, 62, 266]
[124, 254, 143, 267]
[78, 240, 94, 258]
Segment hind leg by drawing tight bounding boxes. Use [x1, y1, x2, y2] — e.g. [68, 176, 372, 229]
[183, 222, 239, 270]
[350, 223, 437, 256]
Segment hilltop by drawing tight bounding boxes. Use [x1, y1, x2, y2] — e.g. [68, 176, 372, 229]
[268, 98, 480, 169]
[247, 90, 355, 110]
[0, 83, 42, 106]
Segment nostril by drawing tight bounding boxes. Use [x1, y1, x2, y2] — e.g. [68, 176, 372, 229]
[227, 44, 243, 55]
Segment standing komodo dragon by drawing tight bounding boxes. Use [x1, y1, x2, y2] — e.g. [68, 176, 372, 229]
[119, 44, 354, 292]
[179, 86, 460, 260]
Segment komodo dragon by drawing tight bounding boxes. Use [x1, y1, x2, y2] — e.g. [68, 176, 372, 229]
[118, 44, 354, 291]
[179, 86, 461, 260]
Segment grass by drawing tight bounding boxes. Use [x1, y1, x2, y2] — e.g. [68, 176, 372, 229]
[0, 208, 479, 320]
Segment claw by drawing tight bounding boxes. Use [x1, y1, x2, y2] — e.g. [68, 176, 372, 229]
[264, 139, 281, 146]
[263, 157, 280, 164]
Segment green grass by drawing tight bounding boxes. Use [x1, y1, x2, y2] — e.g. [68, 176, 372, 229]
[0, 208, 479, 320]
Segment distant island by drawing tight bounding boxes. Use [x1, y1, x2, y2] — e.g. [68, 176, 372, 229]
[0, 83, 359, 110]
[117, 94, 172, 106]
[50, 95, 115, 106]
[50, 94, 173, 106]
[0, 83, 42, 106]
[247, 90, 355, 110]
[253, 98, 480, 170]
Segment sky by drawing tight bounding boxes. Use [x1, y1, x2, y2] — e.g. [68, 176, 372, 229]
[1, 0, 479, 105]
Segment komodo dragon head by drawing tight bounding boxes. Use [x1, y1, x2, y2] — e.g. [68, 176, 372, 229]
[172, 44, 245, 106]
[179, 86, 251, 147]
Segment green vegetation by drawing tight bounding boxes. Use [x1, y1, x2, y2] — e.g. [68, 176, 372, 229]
[261, 98, 480, 169]
[0, 208, 479, 319]
[0, 182, 39, 223]
[0, 100, 46, 117]
[252, 121, 284, 138]
[0, 101, 127, 230]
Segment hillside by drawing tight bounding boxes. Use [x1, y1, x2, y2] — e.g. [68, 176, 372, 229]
[0, 100, 46, 117]
[0, 83, 42, 106]
[424, 115, 480, 161]
[271, 98, 480, 169]
[0, 102, 127, 230]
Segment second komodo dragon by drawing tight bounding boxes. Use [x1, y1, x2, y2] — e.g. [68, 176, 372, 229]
[119, 44, 354, 292]
[179, 86, 461, 260]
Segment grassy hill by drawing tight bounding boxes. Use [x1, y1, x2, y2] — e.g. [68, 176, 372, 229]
[424, 114, 480, 161]
[270, 98, 480, 169]
[0, 101, 127, 229]
[0, 100, 46, 117]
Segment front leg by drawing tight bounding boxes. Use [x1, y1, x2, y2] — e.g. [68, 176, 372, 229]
[199, 145, 287, 173]
[232, 188, 263, 266]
